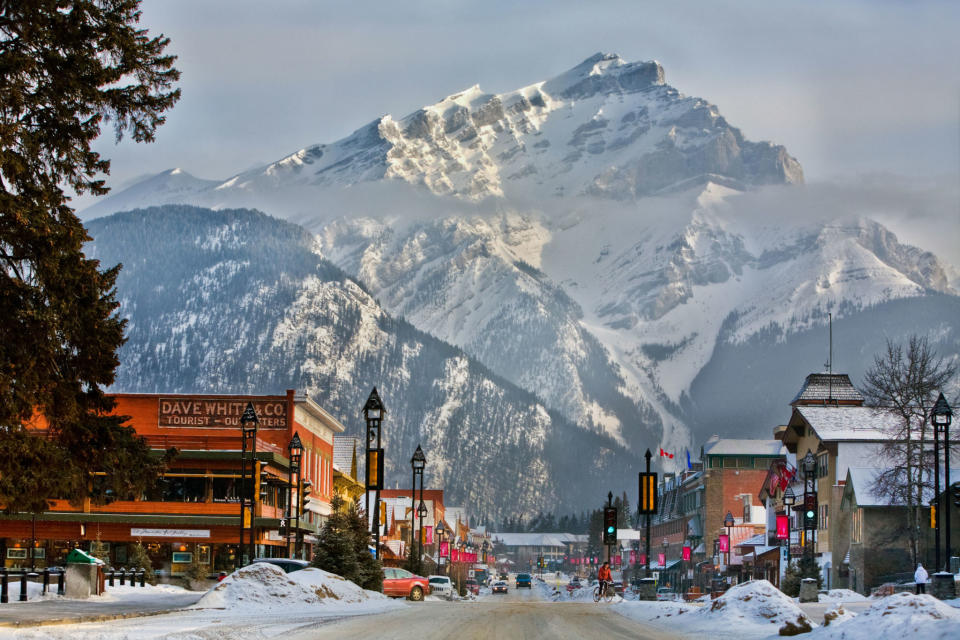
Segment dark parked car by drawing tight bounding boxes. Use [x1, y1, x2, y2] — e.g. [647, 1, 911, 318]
[492, 580, 509, 594]
[516, 573, 532, 588]
[250, 558, 309, 573]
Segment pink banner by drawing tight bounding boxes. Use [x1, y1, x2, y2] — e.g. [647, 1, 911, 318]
[640, 554, 647, 565]
[629, 550, 636, 565]
[613, 555, 621, 565]
[658, 553, 665, 567]
[451, 549, 459, 562]
[682, 545, 691, 561]
[718, 533, 729, 553]
[776, 514, 789, 540]
[440, 541, 449, 558]
[425, 526, 433, 544]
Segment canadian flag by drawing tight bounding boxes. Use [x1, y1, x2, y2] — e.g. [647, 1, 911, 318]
[659, 447, 674, 459]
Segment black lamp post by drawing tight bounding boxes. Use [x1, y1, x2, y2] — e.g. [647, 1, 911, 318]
[286, 433, 303, 559]
[932, 393, 953, 571]
[802, 451, 817, 560]
[363, 389, 385, 560]
[417, 500, 428, 574]
[782, 486, 796, 569]
[239, 402, 259, 569]
[723, 511, 735, 570]
[436, 522, 446, 575]
[411, 445, 425, 573]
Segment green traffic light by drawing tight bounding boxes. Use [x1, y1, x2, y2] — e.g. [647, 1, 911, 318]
[606, 526, 614, 533]
[806, 510, 814, 518]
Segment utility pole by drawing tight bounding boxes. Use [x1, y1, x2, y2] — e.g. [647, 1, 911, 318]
[645, 449, 652, 579]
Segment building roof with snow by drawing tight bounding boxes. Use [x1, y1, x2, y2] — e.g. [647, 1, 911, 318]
[843, 467, 894, 507]
[332, 435, 360, 479]
[490, 532, 580, 548]
[790, 406, 901, 442]
[702, 437, 786, 457]
[790, 373, 864, 406]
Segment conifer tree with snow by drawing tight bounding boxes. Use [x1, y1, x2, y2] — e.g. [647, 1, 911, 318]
[0, 1, 180, 514]
[312, 495, 382, 590]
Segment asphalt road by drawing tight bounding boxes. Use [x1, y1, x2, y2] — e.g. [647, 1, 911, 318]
[288, 583, 684, 640]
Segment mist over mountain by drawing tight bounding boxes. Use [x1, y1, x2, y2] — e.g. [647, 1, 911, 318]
[88, 205, 647, 520]
[83, 54, 959, 479]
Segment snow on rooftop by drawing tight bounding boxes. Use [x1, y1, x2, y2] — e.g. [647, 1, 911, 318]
[702, 438, 785, 457]
[796, 405, 901, 441]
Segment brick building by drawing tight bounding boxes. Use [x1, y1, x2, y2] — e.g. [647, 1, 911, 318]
[1, 390, 342, 575]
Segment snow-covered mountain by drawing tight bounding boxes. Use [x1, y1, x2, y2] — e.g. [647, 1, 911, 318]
[83, 54, 959, 465]
[87, 205, 646, 520]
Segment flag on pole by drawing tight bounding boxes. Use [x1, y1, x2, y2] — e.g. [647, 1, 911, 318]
[659, 447, 674, 459]
[686, 449, 692, 469]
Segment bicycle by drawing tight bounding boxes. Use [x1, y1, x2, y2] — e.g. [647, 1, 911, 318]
[593, 581, 615, 603]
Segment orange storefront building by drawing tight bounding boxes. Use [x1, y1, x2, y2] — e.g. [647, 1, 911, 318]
[0, 390, 343, 576]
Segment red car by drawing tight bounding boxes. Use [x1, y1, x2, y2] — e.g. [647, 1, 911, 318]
[465, 578, 480, 595]
[382, 567, 430, 601]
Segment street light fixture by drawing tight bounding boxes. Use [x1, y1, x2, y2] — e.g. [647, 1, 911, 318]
[238, 402, 259, 569]
[363, 388, 386, 560]
[782, 486, 795, 569]
[932, 393, 953, 571]
[411, 445, 426, 574]
[723, 511, 735, 571]
[802, 451, 817, 559]
[436, 522, 446, 575]
[286, 432, 303, 559]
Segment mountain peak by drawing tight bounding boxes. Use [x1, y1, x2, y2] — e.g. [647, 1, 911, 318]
[542, 53, 665, 99]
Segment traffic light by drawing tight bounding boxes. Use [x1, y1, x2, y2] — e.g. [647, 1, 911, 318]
[803, 493, 817, 529]
[300, 480, 312, 513]
[930, 504, 936, 529]
[603, 506, 617, 545]
[639, 472, 658, 515]
[953, 484, 960, 508]
[258, 463, 269, 502]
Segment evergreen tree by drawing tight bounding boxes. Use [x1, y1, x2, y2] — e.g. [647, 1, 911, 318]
[346, 500, 382, 591]
[780, 557, 822, 596]
[0, 0, 180, 513]
[128, 540, 157, 584]
[312, 496, 359, 582]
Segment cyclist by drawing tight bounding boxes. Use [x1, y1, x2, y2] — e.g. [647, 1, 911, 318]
[597, 561, 612, 598]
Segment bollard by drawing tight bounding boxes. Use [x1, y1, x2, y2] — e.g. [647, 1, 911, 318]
[19, 572, 28, 602]
[43, 569, 50, 595]
[108, 569, 115, 587]
[1, 568, 7, 604]
[139, 571, 145, 588]
[57, 569, 65, 596]
[119, 569, 125, 586]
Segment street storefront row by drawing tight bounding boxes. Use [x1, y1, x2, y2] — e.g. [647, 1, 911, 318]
[1, 391, 340, 579]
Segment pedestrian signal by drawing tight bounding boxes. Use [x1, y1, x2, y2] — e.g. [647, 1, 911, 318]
[638, 472, 658, 515]
[603, 506, 617, 544]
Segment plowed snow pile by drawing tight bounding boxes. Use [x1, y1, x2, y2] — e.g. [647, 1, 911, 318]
[192, 562, 400, 613]
[808, 592, 960, 640]
[695, 580, 814, 636]
[819, 588, 869, 603]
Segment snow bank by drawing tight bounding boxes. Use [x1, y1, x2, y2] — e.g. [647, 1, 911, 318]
[822, 603, 857, 627]
[808, 592, 960, 640]
[695, 580, 814, 636]
[819, 588, 869, 603]
[192, 562, 399, 613]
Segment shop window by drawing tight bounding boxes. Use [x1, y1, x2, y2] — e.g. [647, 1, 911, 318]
[115, 545, 128, 564]
[6, 548, 28, 560]
[818, 454, 829, 479]
[213, 477, 239, 502]
[198, 545, 211, 564]
[172, 552, 193, 564]
[162, 476, 205, 502]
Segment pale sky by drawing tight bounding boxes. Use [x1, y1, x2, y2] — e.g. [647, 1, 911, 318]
[84, 0, 959, 257]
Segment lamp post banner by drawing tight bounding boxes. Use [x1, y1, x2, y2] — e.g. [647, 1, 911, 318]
[440, 541, 449, 557]
[425, 526, 433, 544]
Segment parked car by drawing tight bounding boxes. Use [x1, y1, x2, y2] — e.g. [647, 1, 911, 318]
[656, 587, 675, 601]
[428, 575, 454, 598]
[566, 578, 582, 592]
[499, 572, 509, 580]
[465, 578, 480, 595]
[382, 567, 430, 601]
[515, 573, 532, 588]
[492, 580, 509, 594]
[250, 558, 309, 573]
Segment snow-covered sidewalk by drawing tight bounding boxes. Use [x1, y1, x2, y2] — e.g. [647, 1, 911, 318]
[0, 563, 404, 640]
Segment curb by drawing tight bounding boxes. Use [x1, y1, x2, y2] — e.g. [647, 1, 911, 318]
[0, 607, 184, 629]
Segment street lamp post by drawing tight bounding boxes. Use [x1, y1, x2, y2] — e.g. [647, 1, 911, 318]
[417, 500, 428, 574]
[782, 486, 796, 571]
[286, 433, 303, 559]
[363, 389, 385, 560]
[411, 445, 425, 573]
[239, 403, 259, 569]
[662, 538, 669, 588]
[723, 511, 735, 573]
[932, 393, 953, 571]
[436, 522, 446, 575]
[802, 451, 817, 561]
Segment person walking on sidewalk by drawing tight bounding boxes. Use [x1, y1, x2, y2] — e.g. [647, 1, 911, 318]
[914, 563, 929, 594]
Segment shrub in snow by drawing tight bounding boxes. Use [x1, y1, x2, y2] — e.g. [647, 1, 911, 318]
[699, 579, 814, 636]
